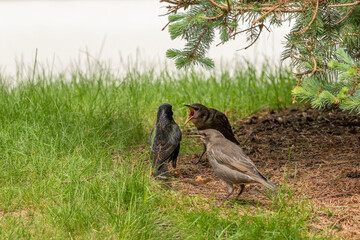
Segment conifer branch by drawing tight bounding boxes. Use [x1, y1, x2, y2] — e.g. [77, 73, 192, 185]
[239, 24, 264, 50]
[215, 24, 261, 46]
[162, 21, 171, 31]
[328, 1, 360, 7]
[226, 0, 231, 11]
[207, 0, 227, 11]
[162, 0, 360, 113]
[252, 0, 291, 25]
[190, 25, 209, 59]
[308, 46, 317, 76]
[294, 0, 319, 35]
[200, 11, 225, 20]
[334, 6, 355, 25]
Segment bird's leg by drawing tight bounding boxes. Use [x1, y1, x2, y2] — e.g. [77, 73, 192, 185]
[235, 184, 245, 201]
[219, 183, 234, 205]
[195, 144, 206, 164]
[174, 169, 184, 179]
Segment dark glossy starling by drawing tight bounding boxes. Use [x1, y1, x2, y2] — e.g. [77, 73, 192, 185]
[185, 103, 239, 163]
[199, 129, 277, 205]
[149, 104, 182, 178]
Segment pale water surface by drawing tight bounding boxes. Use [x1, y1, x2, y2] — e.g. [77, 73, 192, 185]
[0, 0, 291, 75]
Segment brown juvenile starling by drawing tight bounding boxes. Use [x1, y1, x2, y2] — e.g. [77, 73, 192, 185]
[199, 129, 277, 204]
[149, 104, 182, 178]
[185, 103, 239, 163]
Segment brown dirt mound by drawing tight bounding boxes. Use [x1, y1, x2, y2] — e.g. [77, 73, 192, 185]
[174, 107, 360, 239]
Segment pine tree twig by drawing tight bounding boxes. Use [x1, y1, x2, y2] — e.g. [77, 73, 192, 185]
[160, 0, 178, 4]
[237, 24, 264, 50]
[289, 53, 307, 62]
[295, 70, 313, 78]
[252, 0, 291, 25]
[162, 21, 171, 31]
[162, 0, 307, 13]
[231, 1, 306, 13]
[345, 33, 360, 36]
[292, 75, 304, 104]
[160, 0, 201, 15]
[200, 11, 225, 20]
[294, 0, 319, 35]
[215, 24, 262, 46]
[226, 0, 231, 11]
[334, 6, 355, 25]
[190, 25, 209, 59]
[330, 40, 343, 45]
[332, 33, 360, 44]
[347, 78, 358, 96]
[328, 1, 360, 8]
[308, 45, 318, 76]
[175, 0, 183, 14]
[207, 0, 227, 11]
[199, 5, 219, 19]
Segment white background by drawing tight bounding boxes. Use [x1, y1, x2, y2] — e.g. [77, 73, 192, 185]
[0, 0, 292, 75]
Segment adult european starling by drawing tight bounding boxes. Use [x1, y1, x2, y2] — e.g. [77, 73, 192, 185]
[199, 129, 277, 204]
[149, 104, 182, 178]
[185, 103, 239, 163]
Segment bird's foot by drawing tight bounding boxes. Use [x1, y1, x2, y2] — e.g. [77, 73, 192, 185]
[225, 203, 234, 208]
[194, 159, 203, 165]
[211, 199, 228, 207]
[174, 169, 184, 179]
[211, 202, 221, 207]
[154, 174, 169, 180]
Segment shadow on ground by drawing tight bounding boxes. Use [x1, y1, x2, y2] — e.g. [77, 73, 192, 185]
[172, 107, 360, 239]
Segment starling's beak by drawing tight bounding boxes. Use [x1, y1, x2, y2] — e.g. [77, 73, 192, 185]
[193, 130, 206, 139]
[184, 105, 195, 124]
[188, 130, 202, 138]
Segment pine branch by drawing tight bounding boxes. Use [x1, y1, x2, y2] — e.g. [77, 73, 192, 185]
[161, 0, 360, 116]
[293, 48, 360, 113]
[293, 0, 319, 35]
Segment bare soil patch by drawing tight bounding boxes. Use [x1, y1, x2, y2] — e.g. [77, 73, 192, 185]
[175, 107, 360, 239]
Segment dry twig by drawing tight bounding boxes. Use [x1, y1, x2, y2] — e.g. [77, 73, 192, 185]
[252, 0, 291, 25]
[334, 6, 355, 25]
[294, 0, 319, 35]
[328, 1, 360, 7]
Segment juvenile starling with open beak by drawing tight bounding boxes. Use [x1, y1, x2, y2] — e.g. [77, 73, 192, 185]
[149, 104, 182, 179]
[185, 103, 239, 163]
[199, 129, 277, 205]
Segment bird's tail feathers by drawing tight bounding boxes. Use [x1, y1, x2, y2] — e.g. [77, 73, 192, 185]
[259, 179, 278, 190]
[154, 163, 169, 178]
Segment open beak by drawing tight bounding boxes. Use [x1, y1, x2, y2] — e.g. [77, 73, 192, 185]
[184, 105, 195, 124]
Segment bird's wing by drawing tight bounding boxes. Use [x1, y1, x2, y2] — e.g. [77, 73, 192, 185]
[209, 143, 266, 181]
[150, 123, 181, 166]
[213, 111, 239, 144]
[213, 112, 232, 131]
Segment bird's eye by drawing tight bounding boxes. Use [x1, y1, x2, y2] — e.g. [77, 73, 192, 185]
[203, 133, 207, 137]
[194, 107, 199, 111]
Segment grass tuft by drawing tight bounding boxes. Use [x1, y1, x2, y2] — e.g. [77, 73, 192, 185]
[0, 61, 327, 239]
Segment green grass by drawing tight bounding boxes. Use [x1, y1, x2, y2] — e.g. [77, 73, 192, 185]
[0, 62, 327, 239]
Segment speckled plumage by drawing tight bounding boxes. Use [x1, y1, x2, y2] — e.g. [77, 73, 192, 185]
[149, 104, 182, 178]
